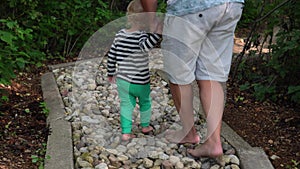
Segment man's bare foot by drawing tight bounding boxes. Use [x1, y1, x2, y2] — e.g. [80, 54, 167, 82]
[122, 134, 136, 141]
[165, 129, 200, 144]
[141, 126, 154, 134]
[187, 140, 223, 158]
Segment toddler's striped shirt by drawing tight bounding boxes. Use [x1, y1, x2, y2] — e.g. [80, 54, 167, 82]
[107, 29, 161, 84]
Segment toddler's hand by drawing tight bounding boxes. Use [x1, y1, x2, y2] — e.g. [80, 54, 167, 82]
[108, 76, 116, 83]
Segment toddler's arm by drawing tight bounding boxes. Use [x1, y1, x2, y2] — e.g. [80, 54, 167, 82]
[139, 33, 162, 52]
[107, 39, 117, 80]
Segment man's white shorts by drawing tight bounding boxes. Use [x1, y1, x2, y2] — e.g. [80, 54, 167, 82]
[162, 2, 244, 84]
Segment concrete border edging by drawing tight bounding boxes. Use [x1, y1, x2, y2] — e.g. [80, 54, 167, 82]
[41, 72, 74, 169]
[222, 113, 274, 169]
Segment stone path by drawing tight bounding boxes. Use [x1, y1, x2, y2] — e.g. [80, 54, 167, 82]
[42, 49, 274, 169]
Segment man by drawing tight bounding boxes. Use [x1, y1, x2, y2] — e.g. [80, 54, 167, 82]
[141, 0, 244, 158]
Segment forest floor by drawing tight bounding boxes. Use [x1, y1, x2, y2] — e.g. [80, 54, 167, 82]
[224, 81, 300, 169]
[0, 45, 299, 169]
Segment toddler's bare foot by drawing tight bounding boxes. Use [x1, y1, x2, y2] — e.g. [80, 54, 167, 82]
[142, 126, 154, 134]
[187, 140, 223, 158]
[122, 134, 136, 141]
[165, 129, 200, 144]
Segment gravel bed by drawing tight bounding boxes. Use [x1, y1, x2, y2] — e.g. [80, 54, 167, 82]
[51, 50, 241, 169]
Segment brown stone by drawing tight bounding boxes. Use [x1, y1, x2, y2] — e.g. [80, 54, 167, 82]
[162, 160, 174, 169]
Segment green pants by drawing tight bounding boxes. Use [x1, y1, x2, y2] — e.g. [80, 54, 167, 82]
[116, 78, 152, 134]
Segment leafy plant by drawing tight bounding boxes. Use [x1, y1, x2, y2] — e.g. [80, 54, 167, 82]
[1, 95, 9, 102]
[0, 19, 43, 85]
[232, 0, 300, 104]
[157, 0, 167, 13]
[39, 102, 49, 117]
[5, 121, 12, 129]
[235, 95, 245, 102]
[288, 86, 300, 103]
[25, 108, 31, 114]
[0, 0, 123, 88]
[31, 143, 50, 169]
[0, 0, 126, 106]
[291, 159, 299, 168]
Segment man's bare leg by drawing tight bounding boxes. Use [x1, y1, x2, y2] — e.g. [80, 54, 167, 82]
[166, 83, 200, 144]
[188, 80, 224, 157]
[140, 0, 159, 32]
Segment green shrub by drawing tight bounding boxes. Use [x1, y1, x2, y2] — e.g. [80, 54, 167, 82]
[234, 0, 300, 104]
[0, 19, 45, 85]
[0, 0, 125, 86]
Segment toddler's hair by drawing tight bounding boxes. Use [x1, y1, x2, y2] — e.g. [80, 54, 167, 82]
[127, 0, 144, 15]
[126, 0, 145, 27]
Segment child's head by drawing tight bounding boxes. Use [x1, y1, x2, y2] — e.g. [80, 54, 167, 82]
[127, 0, 144, 15]
[126, 0, 146, 29]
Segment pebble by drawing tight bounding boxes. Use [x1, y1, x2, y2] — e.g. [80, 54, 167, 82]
[143, 158, 153, 168]
[95, 163, 108, 169]
[52, 55, 241, 169]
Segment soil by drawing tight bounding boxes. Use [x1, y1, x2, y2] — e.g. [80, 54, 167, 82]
[224, 82, 300, 169]
[0, 67, 49, 169]
[0, 58, 299, 169]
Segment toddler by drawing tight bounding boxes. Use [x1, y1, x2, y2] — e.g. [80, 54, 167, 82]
[107, 0, 161, 141]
